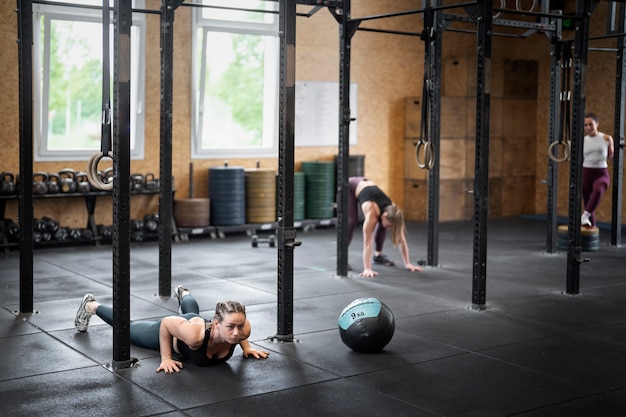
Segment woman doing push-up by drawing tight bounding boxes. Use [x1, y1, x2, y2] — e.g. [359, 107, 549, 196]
[74, 285, 269, 374]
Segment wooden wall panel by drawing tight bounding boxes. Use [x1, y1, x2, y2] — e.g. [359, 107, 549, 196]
[2, 1, 626, 231]
[403, 179, 427, 222]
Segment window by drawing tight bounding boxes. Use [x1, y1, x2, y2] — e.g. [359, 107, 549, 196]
[192, 0, 279, 159]
[33, 0, 146, 161]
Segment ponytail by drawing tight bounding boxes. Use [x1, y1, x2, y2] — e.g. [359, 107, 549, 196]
[384, 205, 405, 247]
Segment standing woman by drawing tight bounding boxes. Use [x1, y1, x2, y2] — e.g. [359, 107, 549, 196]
[74, 285, 269, 374]
[581, 113, 614, 227]
[348, 177, 423, 277]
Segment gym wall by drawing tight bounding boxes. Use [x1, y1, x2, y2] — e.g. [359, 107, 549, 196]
[0, 1, 624, 230]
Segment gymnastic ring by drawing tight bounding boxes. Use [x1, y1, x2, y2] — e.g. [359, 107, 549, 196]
[416, 140, 435, 170]
[87, 151, 114, 191]
[515, 0, 537, 12]
[493, 0, 505, 19]
[547, 141, 570, 163]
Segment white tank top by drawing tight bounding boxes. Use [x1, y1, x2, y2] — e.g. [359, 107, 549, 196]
[583, 133, 609, 168]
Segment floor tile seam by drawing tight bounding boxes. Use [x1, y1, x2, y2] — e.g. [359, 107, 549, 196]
[13, 322, 109, 370]
[99, 364, 187, 415]
[0, 363, 104, 385]
[471, 324, 626, 353]
[506, 391, 626, 417]
[180, 379, 357, 413]
[215, 279, 278, 300]
[470, 349, 619, 393]
[339, 377, 447, 416]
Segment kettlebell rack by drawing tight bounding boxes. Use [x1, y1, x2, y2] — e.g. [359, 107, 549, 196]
[175, 217, 336, 241]
[0, 189, 160, 253]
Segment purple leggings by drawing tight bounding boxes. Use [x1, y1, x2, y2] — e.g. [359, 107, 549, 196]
[348, 177, 386, 251]
[582, 167, 610, 226]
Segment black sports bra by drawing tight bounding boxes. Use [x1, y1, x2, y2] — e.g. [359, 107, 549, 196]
[357, 185, 392, 221]
[176, 327, 236, 366]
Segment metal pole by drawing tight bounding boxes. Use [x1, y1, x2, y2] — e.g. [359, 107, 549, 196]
[158, 0, 181, 298]
[426, 0, 442, 267]
[275, 0, 298, 341]
[111, 0, 136, 369]
[611, 2, 625, 247]
[336, 0, 353, 278]
[471, 0, 493, 310]
[565, 0, 592, 295]
[546, 23, 562, 254]
[17, 0, 34, 314]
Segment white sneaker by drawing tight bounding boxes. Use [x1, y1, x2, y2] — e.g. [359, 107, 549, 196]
[75, 293, 96, 332]
[581, 214, 591, 226]
[173, 285, 188, 314]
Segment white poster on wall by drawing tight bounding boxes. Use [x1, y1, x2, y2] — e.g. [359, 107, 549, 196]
[295, 81, 357, 147]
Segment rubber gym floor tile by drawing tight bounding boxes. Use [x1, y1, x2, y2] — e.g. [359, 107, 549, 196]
[582, 323, 626, 345]
[0, 332, 98, 381]
[0, 254, 77, 282]
[502, 292, 626, 332]
[480, 331, 626, 391]
[291, 299, 355, 333]
[513, 393, 626, 417]
[348, 353, 600, 417]
[395, 307, 567, 352]
[35, 246, 114, 273]
[181, 280, 276, 308]
[581, 282, 626, 302]
[0, 307, 39, 337]
[0, 281, 19, 305]
[29, 275, 112, 302]
[119, 352, 337, 410]
[184, 378, 439, 417]
[0, 366, 175, 417]
[256, 328, 465, 378]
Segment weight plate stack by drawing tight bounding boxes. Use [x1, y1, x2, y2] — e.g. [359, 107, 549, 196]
[294, 171, 305, 221]
[301, 161, 335, 219]
[245, 168, 276, 224]
[209, 166, 246, 226]
[557, 225, 600, 252]
[174, 199, 210, 227]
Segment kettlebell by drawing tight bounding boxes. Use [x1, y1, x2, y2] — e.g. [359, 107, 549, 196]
[0, 172, 16, 195]
[130, 174, 144, 191]
[75, 172, 91, 193]
[143, 173, 158, 190]
[59, 168, 78, 193]
[42, 216, 60, 233]
[46, 173, 61, 194]
[54, 227, 69, 242]
[33, 172, 49, 195]
[143, 213, 159, 233]
[5, 219, 20, 242]
[100, 168, 114, 188]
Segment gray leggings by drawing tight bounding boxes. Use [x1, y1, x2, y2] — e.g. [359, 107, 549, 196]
[95, 295, 202, 350]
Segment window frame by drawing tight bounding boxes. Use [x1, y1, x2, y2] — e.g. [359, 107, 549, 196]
[32, 1, 146, 162]
[191, 3, 280, 159]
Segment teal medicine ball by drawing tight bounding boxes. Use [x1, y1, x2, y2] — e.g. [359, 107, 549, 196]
[338, 298, 395, 353]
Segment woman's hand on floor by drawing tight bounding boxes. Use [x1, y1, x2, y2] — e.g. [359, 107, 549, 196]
[157, 358, 184, 374]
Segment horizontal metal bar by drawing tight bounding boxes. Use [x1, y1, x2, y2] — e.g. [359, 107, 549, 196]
[356, 27, 421, 37]
[33, 0, 160, 14]
[354, 1, 477, 23]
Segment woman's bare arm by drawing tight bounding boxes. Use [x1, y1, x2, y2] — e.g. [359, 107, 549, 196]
[156, 316, 204, 374]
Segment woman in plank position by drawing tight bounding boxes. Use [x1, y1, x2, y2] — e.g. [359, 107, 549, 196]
[74, 285, 269, 374]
